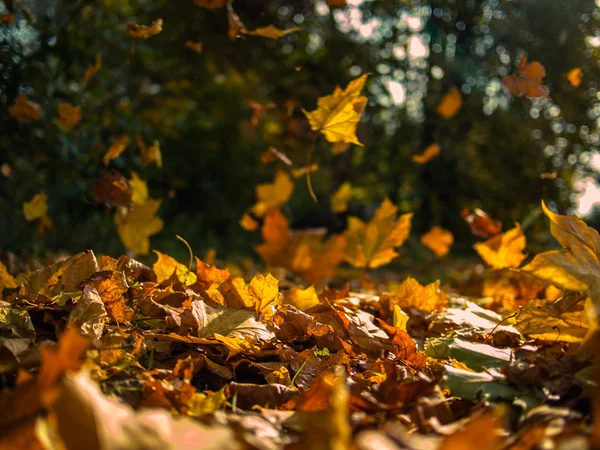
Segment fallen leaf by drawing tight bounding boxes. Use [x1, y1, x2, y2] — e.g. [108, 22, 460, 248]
[392, 305, 409, 330]
[185, 40, 203, 53]
[474, 223, 527, 269]
[284, 286, 320, 311]
[344, 197, 413, 268]
[127, 18, 163, 39]
[193, 0, 227, 9]
[304, 74, 368, 145]
[421, 226, 453, 258]
[243, 25, 300, 39]
[23, 192, 48, 221]
[57, 103, 82, 128]
[251, 170, 294, 217]
[153, 251, 197, 285]
[114, 198, 164, 255]
[461, 208, 502, 239]
[239, 213, 259, 231]
[82, 54, 102, 84]
[331, 182, 353, 213]
[412, 143, 441, 164]
[67, 285, 108, 339]
[103, 135, 130, 165]
[194, 257, 230, 290]
[502, 55, 549, 98]
[567, 68, 582, 88]
[0, 261, 18, 293]
[93, 171, 133, 208]
[8, 93, 41, 123]
[438, 410, 502, 450]
[376, 319, 427, 368]
[436, 87, 462, 119]
[389, 277, 447, 312]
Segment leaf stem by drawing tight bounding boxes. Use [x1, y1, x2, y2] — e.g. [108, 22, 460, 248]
[176, 234, 194, 271]
[306, 134, 319, 203]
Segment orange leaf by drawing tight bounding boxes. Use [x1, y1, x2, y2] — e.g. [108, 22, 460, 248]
[239, 213, 259, 231]
[185, 40, 203, 53]
[376, 319, 427, 368]
[103, 135, 130, 165]
[8, 93, 41, 123]
[194, 256, 230, 290]
[81, 54, 102, 84]
[57, 102, 82, 128]
[243, 25, 300, 40]
[421, 226, 453, 258]
[461, 208, 502, 239]
[127, 18, 163, 39]
[502, 55, 549, 98]
[412, 143, 440, 164]
[93, 171, 132, 208]
[567, 68, 582, 88]
[436, 86, 462, 119]
[474, 223, 527, 269]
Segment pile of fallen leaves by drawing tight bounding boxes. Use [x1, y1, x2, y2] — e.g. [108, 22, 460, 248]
[1, 202, 599, 450]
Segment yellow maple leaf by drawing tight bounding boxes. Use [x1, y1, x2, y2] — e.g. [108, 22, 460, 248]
[0, 261, 19, 292]
[82, 54, 102, 84]
[412, 143, 440, 164]
[114, 199, 163, 255]
[127, 18, 163, 39]
[23, 192, 48, 221]
[212, 273, 281, 321]
[522, 201, 599, 293]
[344, 197, 413, 268]
[251, 170, 294, 217]
[421, 226, 454, 258]
[153, 251, 197, 285]
[9, 93, 41, 123]
[57, 103, 82, 128]
[331, 182, 353, 213]
[129, 172, 148, 205]
[284, 285, 320, 311]
[389, 277, 447, 312]
[303, 74, 368, 145]
[103, 136, 130, 165]
[243, 25, 300, 39]
[474, 223, 527, 270]
[436, 86, 462, 119]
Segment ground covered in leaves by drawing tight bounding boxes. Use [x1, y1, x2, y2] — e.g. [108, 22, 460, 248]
[2, 200, 600, 450]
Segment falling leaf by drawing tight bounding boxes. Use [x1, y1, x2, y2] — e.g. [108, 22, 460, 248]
[81, 54, 102, 84]
[185, 40, 203, 53]
[344, 197, 413, 268]
[330, 182, 353, 213]
[567, 68, 582, 88]
[421, 226, 454, 258]
[412, 143, 441, 164]
[127, 18, 163, 39]
[436, 86, 463, 119]
[23, 192, 48, 221]
[248, 101, 276, 127]
[540, 171, 558, 180]
[243, 25, 300, 39]
[260, 147, 292, 165]
[114, 198, 164, 255]
[522, 201, 600, 293]
[502, 55, 549, 98]
[153, 251, 197, 285]
[251, 170, 294, 217]
[304, 74, 368, 145]
[461, 208, 502, 239]
[93, 171, 133, 208]
[0, 261, 19, 293]
[57, 103, 82, 128]
[193, 0, 227, 9]
[284, 286, 320, 311]
[389, 277, 447, 312]
[474, 223, 527, 269]
[8, 93, 41, 123]
[239, 213, 259, 231]
[103, 135, 130, 165]
[136, 136, 163, 168]
[129, 172, 148, 205]
[291, 164, 319, 178]
[331, 142, 351, 155]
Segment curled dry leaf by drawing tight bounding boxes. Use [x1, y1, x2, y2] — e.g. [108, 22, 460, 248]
[8, 93, 41, 123]
[57, 102, 82, 128]
[461, 208, 502, 239]
[502, 55, 549, 98]
[127, 18, 163, 39]
[376, 319, 427, 369]
[436, 86, 462, 119]
[412, 143, 440, 164]
[93, 170, 133, 208]
[421, 226, 454, 258]
[474, 223, 527, 270]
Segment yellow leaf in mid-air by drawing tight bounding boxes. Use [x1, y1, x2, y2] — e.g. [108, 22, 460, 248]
[421, 226, 454, 258]
[304, 74, 368, 145]
[8, 93, 41, 123]
[103, 136, 130, 165]
[153, 251, 197, 285]
[284, 285, 320, 311]
[243, 25, 300, 39]
[114, 199, 164, 255]
[412, 143, 440, 164]
[567, 68, 582, 88]
[127, 18, 163, 39]
[251, 170, 294, 217]
[239, 213, 258, 231]
[344, 197, 413, 268]
[23, 192, 48, 221]
[522, 201, 600, 293]
[330, 182, 353, 213]
[474, 223, 527, 270]
[0, 261, 19, 292]
[136, 136, 163, 169]
[436, 86, 462, 119]
[82, 54, 102, 84]
[57, 103, 82, 128]
[389, 277, 447, 312]
[129, 172, 148, 205]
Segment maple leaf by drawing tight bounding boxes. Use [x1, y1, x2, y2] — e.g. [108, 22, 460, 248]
[194, 256, 230, 290]
[421, 226, 454, 258]
[93, 171, 133, 208]
[136, 136, 163, 168]
[8, 93, 41, 123]
[284, 285, 320, 311]
[388, 277, 448, 312]
[103, 135, 130, 165]
[436, 86, 462, 119]
[127, 18, 163, 39]
[412, 143, 440, 164]
[81, 54, 101, 84]
[114, 199, 164, 255]
[243, 25, 300, 39]
[23, 192, 48, 221]
[57, 102, 82, 128]
[129, 172, 148, 205]
[522, 201, 600, 293]
[461, 208, 502, 239]
[304, 74, 368, 145]
[250, 170, 294, 217]
[185, 40, 203, 53]
[376, 319, 427, 368]
[502, 55, 549, 98]
[330, 182, 353, 213]
[474, 223, 527, 269]
[193, 0, 227, 9]
[567, 68, 582, 88]
[344, 197, 413, 268]
[153, 251, 197, 285]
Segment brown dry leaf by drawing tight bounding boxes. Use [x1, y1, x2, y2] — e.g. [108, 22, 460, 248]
[8, 93, 41, 123]
[23, 192, 48, 221]
[193, 0, 227, 9]
[91, 271, 132, 324]
[461, 208, 503, 239]
[567, 68, 582, 88]
[185, 40, 203, 53]
[114, 199, 164, 255]
[389, 277, 447, 312]
[194, 256, 230, 290]
[331, 182, 353, 213]
[474, 223, 527, 270]
[344, 197, 413, 269]
[127, 18, 163, 39]
[436, 86, 462, 119]
[291, 164, 319, 179]
[421, 226, 454, 258]
[103, 135, 130, 165]
[502, 55, 549, 98]
[284, 285, 320, 311]
[304, 74, 368, 145]
[153, 251, 197, 285]
[260, 147, 292, 165]
[438, 410, 503, 450]
[93, 171, 132, 208]
[239, 213, 259, 231]
[82, 54, 102, 84]
[376, 319, 427, 368]
[243, 25, 300, 40]
[0, 261, 19, 293]
[250, 170, 294, 217]
[412, 143, 441, 164]
[136, 136, 163, 168]
[57, 103, 82, 128]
